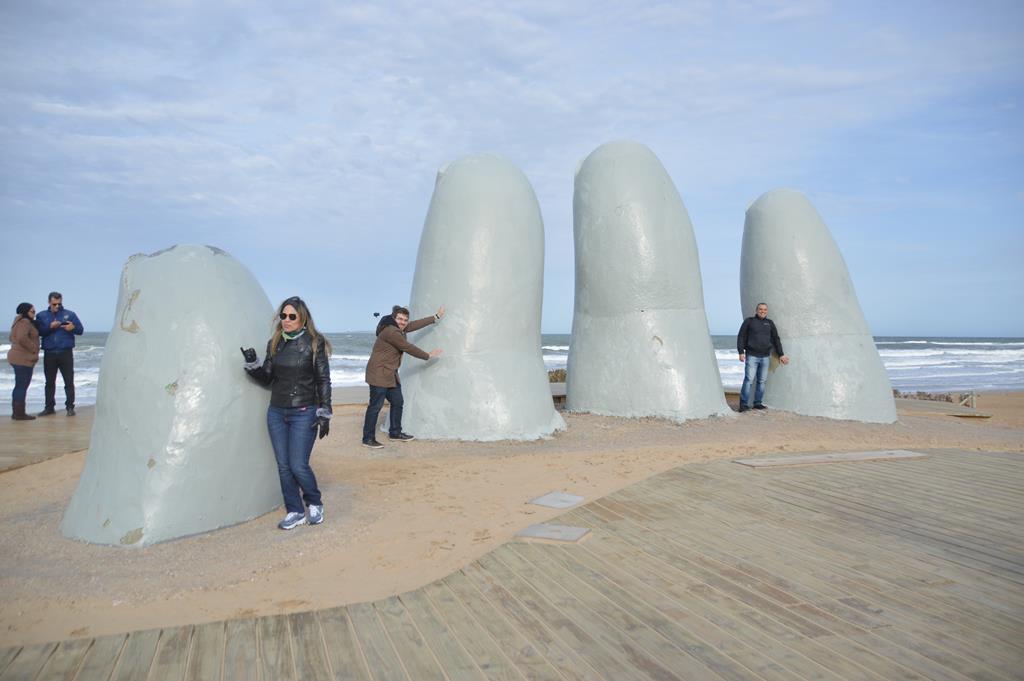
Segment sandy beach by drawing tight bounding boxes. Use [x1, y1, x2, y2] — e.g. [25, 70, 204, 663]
[1, 392, 1022, 648]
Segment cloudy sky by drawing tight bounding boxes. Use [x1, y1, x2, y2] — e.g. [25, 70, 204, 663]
[2, 1, 1022, 336]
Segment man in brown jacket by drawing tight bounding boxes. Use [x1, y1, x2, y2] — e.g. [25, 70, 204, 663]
[362, 304, 444, 448]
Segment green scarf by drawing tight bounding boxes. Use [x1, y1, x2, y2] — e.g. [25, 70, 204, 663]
[282, 327, 307, 341]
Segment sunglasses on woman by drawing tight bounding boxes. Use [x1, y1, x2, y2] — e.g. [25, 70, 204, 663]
[279, 313, 299, 321]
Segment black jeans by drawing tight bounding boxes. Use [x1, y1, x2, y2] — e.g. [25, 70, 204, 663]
[362, 385, 404, 441]
[43, 349, 75, 409]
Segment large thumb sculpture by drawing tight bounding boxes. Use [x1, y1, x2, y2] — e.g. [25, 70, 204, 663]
[61, 245, 281, 546]
[400, 155, 566, 440]
[741, 189, 896, 423]
[567, 141, 729, 421]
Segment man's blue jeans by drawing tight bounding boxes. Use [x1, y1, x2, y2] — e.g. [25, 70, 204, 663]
[267, 405, 322, 514]
[362, 385, 404, 441]
[740, 354, 770, 408]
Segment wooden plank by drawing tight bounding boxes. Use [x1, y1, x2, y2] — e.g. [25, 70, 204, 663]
[223, 619, 259, 681]
[572, 505, 834, 640]
[186, 622, 225, 681]
[676, 584, 861, 681]
[0, 643, 56, 681]
[111, 629, 160, 681]
[642, 479, 1024, 646]
[374, 597, 445, 680]
[641, 457, 1024, 679]
[536, 539, 830, 681]
[423, 577, 535, 681]
[473, 553, 654, 681]
[346, 601, 407, 681]
[595, 495, 860, 606]
[734, 450, 926, 467]
[457, 565, 603, 681]
[773, 477, 1024, 559]
[0, 649, 18, 677]
[760, 486, 1024, 582]
[642, 473, 1024, 653]
[846, 627, 987, 681]
[829, 460, 1024, 511]
[397, 590, 486, 681]
[34, 638, 91, 681]
[147, 625, 191, 681]
[257, 615, 295, 681]
[487, 548, 680, 681]
[591, 496, 899, 639]
[850, 626, 1011, 681]
[289, 612, 332, 681]
[317, 608, 371, 681]
[507, 543, 738, 681]
[72, 634, 125, 681]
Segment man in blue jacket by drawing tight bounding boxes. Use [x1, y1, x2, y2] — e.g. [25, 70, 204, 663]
[736, 302, 789, 412]
[35, 291, 84, 416]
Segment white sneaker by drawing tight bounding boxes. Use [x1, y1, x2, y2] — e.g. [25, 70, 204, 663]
[308, 504, 324, 525]
[278, 511, 307, 530]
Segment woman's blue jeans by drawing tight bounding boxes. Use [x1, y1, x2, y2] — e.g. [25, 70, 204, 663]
[267, 405, 322, 514]
[10, 364, 34, 402]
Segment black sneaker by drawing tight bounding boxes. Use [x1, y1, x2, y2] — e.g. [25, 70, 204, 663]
[37, 407, 56, 417]
[66, 406, 76, 416]
[753, 404, 767, 410]
[738, 405, 750, 413]
[362, 439, 384, 449]
[389, 433, 415, 442]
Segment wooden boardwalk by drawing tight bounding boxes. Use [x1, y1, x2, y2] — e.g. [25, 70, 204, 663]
[2, 448, 1022, 680]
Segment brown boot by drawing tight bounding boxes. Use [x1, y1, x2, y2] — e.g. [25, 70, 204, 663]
[12, 401, 36, 421]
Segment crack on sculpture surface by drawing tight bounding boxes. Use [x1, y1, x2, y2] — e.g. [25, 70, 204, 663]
[567, 141, 729, 422]
[401, 154, 565, 441]
[119, 289, 141, 333]
[741, 188, 896, 423]
[61, 244, 282, 546]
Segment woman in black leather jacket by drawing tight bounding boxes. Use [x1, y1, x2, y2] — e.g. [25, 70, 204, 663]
[242, 296, 332, 530]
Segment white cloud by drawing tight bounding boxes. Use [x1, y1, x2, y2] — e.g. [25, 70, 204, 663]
[1, 0, 1022, 332]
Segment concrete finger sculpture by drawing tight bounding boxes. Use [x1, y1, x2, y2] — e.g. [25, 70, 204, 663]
[567, 141, 729, 421]
[741, 189, 896, 423]
[400, 154, 566, 440]
[61, 245, 281, 546]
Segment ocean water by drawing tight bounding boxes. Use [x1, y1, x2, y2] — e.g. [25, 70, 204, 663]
[1, 332, 1021, 408]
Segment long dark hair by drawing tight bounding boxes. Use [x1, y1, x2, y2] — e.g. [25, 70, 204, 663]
[269, 296, 332, 360]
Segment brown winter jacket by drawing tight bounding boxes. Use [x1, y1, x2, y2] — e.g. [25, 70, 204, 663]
[364, 316, 436, 388]
[7, 316, 40, 367]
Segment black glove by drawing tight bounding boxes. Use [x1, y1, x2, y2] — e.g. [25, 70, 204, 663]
[312, 416, 330, 439]
[240, 347, 257, 363]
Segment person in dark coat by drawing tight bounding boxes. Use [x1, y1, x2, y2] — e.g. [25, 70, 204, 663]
[736, 302, 789, 412]
[8, 303, 40, 421]
[242, 296, 333, 530]
[35, 291, 83, 416]
[361, 304, 444, 448]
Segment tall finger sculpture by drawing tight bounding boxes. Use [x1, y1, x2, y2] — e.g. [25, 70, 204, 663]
[568, 141, 728, 421]
[741, 189, 896, 423]
[400, 155, 566, 440]
[61, 245, 281, 545]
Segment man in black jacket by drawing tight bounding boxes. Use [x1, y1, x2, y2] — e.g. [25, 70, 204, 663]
[737, 303, 789, 412]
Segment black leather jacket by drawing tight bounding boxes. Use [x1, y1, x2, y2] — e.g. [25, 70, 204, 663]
[247, 331, 332, 410]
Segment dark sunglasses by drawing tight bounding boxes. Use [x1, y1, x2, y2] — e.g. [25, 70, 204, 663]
[279, 313, 299, 321]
